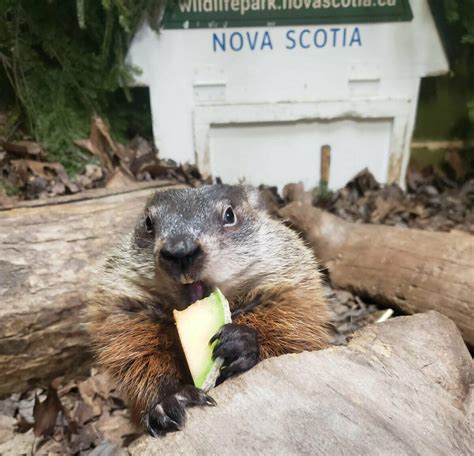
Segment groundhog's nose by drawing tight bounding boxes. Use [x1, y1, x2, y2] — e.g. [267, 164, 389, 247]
[160, 237, 202, 273]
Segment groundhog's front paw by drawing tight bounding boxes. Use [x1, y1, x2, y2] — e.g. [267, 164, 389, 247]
[143, 385, 216, 437]
[211, 323, 260, 385]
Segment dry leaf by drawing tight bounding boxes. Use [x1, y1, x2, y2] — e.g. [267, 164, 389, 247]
[347, 168, 380, 195]
[0, 140, 44, 158]
[10, 159, 78, 194]
[0, 415, 16, 445]
[371, 197, 397, 223]
[94, 411, 133, 445]
[74, 114, 120, 172]
[33, 385, 62, 437]
[49, 181, 66, 196]
[85, 164, 103, 181]
[10, 160, 31, 184]
[114, 143, 135, 164]
[68, 423, 101, 454]
[105, 168, 134, 189]
[446, 150, 466, 180]
[74, 138, 113, 172]
[129, 136, 153, 159]
[93, 115, 118, 155]
[78, 372, 114, 420]
[45, 162, 79, 193]
[71, 400, 96, 426]
[129, 151, 169, 178]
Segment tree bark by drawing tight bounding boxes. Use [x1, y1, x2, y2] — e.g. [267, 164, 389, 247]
[0, 181, 178, 396]
[280, 202, 474, 346]
[129, 312, 472, 455]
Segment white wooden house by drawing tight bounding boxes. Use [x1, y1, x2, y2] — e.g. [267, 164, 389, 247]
[127, 0, 448, 190]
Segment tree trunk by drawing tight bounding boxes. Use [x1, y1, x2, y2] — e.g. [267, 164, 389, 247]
[0, 181, 178, 396]
[280, 202, 474, 346]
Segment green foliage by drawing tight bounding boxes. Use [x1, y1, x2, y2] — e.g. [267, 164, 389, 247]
[444, 0, 474, 44]
[0, 180, 20, 196]
[0, 0, 164, 174]
[443, 0, 474, 124]
[313, 181, 333, 203]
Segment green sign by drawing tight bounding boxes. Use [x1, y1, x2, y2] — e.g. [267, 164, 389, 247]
[163, 0, 413, 29]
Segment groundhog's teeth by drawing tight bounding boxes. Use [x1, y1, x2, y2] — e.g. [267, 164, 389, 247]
[180, 275, 195, 285]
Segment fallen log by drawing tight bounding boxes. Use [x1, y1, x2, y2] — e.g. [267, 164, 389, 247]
[1, 185, 471, 395]
[0, 181, 178, 396]
[280, 202, 474, 346]
[128, 312, 472, 455]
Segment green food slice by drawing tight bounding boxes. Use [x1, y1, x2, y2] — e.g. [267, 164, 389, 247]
[173, 288, 231, 391]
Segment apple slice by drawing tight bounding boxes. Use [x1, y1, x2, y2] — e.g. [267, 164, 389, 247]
[173, 288, 231, 391]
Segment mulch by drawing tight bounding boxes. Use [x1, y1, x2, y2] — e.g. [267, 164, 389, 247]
[317, 167, 473, 233]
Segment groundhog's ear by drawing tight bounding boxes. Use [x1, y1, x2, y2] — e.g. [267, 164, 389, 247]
[243, 186, 265, 210]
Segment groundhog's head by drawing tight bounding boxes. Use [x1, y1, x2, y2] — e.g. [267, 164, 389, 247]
[132, 184, 268, 309]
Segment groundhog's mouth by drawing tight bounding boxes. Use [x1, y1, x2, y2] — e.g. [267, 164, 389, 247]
[180, 277, 212, 305]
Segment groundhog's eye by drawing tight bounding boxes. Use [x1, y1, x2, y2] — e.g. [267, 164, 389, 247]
[222, 206, 237, 227]
[145, 216, 154, 234]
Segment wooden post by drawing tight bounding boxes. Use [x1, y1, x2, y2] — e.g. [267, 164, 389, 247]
[320, 145, 331, 187]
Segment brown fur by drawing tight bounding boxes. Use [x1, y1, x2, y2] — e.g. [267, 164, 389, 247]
[87, 312, 182, 424]
[233, 284, 329, 359]
[85, 185, 329, 427]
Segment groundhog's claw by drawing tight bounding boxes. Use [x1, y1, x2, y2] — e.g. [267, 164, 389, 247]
[143, 385, 216, 437]
[211, 323, 259, 385]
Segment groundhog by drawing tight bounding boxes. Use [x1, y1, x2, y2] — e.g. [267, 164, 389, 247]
[86, 184, 329, 437]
